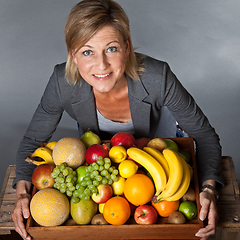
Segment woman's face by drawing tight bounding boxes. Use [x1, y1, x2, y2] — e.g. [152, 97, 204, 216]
[72, 25, 130, 93]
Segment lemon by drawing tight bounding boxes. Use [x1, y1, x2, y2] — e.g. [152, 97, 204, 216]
[178, 201, 198, 220]
[98, 203, 105, 214]
[118, 160, 138, 178]
[109, 146, 127, 163]
[112, 176, 126, 195]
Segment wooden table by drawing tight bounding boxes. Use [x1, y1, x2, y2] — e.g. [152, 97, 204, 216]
[0, 157, 239, 240]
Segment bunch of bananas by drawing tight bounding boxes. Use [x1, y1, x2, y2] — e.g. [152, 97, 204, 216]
[25, 141, 57, 165]
[127, 146, 191, 203]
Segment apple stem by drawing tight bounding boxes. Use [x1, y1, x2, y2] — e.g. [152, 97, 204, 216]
[137, 212, 146, 218]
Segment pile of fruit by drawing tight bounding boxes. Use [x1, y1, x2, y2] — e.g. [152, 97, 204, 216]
[27, 131, 198, 227]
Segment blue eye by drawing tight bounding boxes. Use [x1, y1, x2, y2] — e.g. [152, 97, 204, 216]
[83, 50, 92, 56]
[107, 47, 117, 53]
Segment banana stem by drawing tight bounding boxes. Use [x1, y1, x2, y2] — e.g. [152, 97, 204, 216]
[25, 156, 45, 165]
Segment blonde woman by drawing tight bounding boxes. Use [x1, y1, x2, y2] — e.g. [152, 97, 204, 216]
[12, 1, 223, 239]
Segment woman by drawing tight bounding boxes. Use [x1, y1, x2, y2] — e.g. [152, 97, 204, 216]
[12, 1, 223, 239]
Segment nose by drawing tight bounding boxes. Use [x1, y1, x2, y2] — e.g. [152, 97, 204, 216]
[96, 53, 109, 70]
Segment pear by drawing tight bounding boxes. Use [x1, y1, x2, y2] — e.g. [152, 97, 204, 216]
[80, 130, 101, 149]
[147, 138, 167, 152]
[70, 198, 98, 225]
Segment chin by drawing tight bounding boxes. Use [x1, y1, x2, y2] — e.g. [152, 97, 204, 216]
[94, 83, 116, 93]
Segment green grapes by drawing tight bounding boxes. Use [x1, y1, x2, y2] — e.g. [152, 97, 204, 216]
[51, 157, 119, 204]
[71, 157, 119, 203]
[51, 162, 77, 198]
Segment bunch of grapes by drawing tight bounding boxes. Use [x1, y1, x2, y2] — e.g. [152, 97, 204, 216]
[51, 162, 77, 197]
[72, 157, 119, 204]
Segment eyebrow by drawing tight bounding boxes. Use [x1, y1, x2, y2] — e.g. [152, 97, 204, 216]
[82, 41, 120, 49]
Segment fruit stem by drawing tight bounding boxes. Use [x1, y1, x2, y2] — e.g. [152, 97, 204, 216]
[137, 212, 147, 218]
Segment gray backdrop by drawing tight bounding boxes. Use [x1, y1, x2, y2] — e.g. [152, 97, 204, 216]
[0, 0, 239, 191]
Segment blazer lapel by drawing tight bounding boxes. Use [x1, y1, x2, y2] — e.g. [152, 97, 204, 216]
[127, 76, 151, 138]
[71, 80, 100, 135]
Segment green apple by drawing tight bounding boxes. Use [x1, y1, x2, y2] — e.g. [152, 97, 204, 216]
[163, 139, 179, 152]
[80, 130, 101, 149]
[70, 198, 98, 224]
[76, 166, 88, 184]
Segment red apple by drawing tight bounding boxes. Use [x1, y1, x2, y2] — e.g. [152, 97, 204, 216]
[135, 138, 150, 149]
[91, 184, 113, 204]
[134, 205, 158, 225]
[101, 142, 111, 151]
[111, 132, 135, 149]
[32, 164, 55, 190]
[85, 144, 109, 165]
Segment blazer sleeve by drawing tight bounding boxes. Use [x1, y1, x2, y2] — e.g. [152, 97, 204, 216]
[12, 65, 64, 188]
[160, 62, 224, 188]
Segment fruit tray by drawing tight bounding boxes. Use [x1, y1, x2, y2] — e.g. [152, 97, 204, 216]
[26, 137, 203, 240]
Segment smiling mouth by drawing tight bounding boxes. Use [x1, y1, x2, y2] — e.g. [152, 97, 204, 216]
[93, 73, 111, 78]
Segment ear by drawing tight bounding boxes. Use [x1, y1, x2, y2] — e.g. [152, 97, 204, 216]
[71, 50, 78, 65]
[125, 39, 130, 58]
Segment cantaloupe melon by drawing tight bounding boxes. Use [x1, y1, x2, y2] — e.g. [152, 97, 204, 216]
[30, 188, 69, 226]
[52, 137, 86, 169]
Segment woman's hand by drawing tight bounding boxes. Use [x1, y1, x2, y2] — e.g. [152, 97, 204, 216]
[195, 181, 218, 240]
[12, 180, 32, 240]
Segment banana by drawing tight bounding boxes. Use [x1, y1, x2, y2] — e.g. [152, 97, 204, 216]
[157, 149, 184, 201]
[44, 141, 58, 151]
[163, 155, 191, 201]
[25, 157, 48, 166]
[127, 147, 167, 197]
[143, 147, 170, 180]
[30, 147, 54, 165]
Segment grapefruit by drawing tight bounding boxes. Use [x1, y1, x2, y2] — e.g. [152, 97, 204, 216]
[30, 188, 69, 226]
[52, 137, 86, 169]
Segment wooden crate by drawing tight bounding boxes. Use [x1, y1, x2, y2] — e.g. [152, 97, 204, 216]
[26, 137, 203, 240]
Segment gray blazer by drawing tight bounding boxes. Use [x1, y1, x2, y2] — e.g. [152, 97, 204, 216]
[13, 54, 224, 188]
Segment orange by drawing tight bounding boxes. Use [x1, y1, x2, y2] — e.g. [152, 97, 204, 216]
[30, 188, 69, 226]
[103, 196, 131, 225]
[123, 174, 155, 206]
[152, 200, 179, 217]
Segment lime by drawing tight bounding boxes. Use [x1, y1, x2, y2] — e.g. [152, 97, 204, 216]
[118, 160, 138, 178]
[178, 201, 198, 220]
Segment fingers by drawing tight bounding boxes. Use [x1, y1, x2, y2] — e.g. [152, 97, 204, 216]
[12, 193, 32, 240]
[199, 191, 211, 221]
[195, 191, 218, 239]
[21, 195, 31, 219]
[196, 224, 216, 239]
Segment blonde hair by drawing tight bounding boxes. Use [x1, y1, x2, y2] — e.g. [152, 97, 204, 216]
[64, 0, 144, 84]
